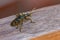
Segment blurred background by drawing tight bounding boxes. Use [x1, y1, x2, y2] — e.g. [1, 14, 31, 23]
[0, 0, 60, 18]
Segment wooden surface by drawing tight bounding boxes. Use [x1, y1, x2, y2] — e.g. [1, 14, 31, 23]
[0, 0, 60, 18]
[19, 0, 60, 11]
[31, 31, 60, 40]
[0, 0, 19, 18]
[0, 4, 60, 40]
[0, 0, 16, 7]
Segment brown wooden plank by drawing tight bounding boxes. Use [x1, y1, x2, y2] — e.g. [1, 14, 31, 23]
[31, 31, 60, 40]
[0, 0, 60, 18]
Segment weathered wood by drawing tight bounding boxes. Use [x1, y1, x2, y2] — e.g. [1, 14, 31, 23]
[0, 4, 60, 40]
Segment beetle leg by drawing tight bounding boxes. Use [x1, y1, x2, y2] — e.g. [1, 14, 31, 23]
[16, 24, 18, 29]
[28, 17, 35, 23]
[19, 19, 23, 32]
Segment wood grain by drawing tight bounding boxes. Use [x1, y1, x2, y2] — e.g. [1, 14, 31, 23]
[0, 4, 60, 40]
[0, 0, 60, 18]
[31, 31, 60, 40]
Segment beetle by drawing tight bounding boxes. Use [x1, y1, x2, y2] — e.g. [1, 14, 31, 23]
[10, 8, 35, 32]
